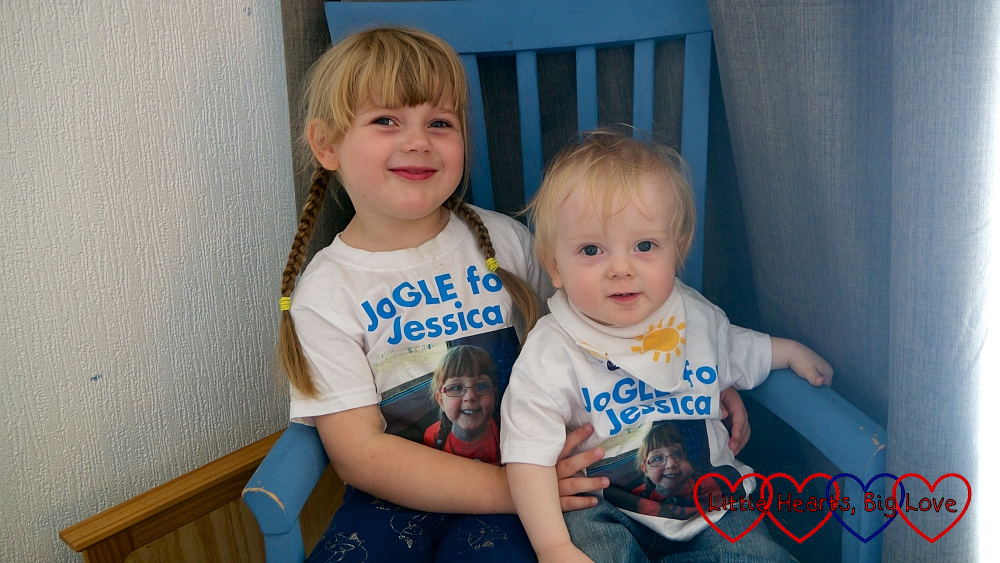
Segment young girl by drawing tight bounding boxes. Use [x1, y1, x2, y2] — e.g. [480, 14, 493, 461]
[425, 345, 501, 464]
[628, 422, 721, 520]
[275, 27, 610, 563]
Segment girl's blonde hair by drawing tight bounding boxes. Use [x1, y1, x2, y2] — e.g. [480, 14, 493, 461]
[526, 130, 696, 273]
[428, 345, 499, 449]
[278, 27, 539, 398]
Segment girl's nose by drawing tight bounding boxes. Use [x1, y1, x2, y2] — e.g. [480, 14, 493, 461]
[401, 125, 432, 152]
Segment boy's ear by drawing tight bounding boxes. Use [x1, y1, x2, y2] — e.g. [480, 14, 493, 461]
[543, 256, 564, 289]
[307, 120, 340, 171]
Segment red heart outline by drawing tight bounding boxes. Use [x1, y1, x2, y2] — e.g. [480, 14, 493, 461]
[891, 473, 971, 543]
[765, 473, 839, 544]
[694, 472, 772, 543]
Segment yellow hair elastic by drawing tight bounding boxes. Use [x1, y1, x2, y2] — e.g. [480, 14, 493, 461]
[279, 296, 291, 311]
[485, 257, 499, 272]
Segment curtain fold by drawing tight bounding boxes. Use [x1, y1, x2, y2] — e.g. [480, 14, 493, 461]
[710, 0, 991, 560]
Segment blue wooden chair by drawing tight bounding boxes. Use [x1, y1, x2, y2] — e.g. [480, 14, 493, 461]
[244, 1, 887, 562]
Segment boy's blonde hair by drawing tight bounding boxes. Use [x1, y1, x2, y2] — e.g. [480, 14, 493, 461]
[278, 28, 539, 398]
[527, 130, 696, 272]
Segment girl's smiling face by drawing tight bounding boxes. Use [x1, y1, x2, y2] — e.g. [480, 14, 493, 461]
[436, 374, 495, 439]
[642, 444, 694, 496]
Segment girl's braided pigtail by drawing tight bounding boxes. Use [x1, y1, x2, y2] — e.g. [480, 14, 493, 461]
[435, 410, 453, 449]
[445, 195, 540, 334]
[277, 166, 330, 398]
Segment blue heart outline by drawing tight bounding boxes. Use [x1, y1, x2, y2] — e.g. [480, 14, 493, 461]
[826, 473, 901, 543]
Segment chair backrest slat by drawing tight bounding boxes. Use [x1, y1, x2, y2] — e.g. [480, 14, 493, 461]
[575, 46, 598, 132]
[460, 54, 494, 209]
[632, 39, 656, 137]
[324, 0, 711, 54]
[516, 50, 544, 203]
[679, 31, 712, 291]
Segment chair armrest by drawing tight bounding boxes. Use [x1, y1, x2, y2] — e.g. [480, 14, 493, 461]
[746, 369, 887, 563]
[243, 422, 330, 535]
[746, 369, 886, 479]
[58, 430, 282, 563]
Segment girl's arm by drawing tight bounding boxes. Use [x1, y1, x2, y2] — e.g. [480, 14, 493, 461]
[770, 336, 834, 386]
[315, 405, 607, 514]
[507, 463, 595, 563]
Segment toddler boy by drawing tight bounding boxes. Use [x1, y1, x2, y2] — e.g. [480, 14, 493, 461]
[501, 131, 831, 563]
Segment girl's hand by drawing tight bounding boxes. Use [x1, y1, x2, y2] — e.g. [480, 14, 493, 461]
[554, 424, 609, 512]
[771, 337, 834, 386]
[536, 544, 596, 563]
[719, 387, 751, 455]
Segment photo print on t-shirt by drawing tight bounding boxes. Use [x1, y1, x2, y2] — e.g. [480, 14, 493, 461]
[593, 420, 743, 520]
[376, 326, 520, 465]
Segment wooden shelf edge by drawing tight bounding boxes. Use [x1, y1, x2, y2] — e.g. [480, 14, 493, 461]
[59, 429, 284, 553]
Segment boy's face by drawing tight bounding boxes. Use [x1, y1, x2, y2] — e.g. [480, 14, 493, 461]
[545, 171, 677, 327]
[642, 444, 694, 495]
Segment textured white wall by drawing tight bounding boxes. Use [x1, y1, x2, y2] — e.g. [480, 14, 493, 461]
[0, 2, 294, 561]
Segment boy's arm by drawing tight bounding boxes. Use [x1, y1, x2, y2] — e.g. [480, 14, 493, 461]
[770, 336, 834, 386]
[507, 463, 595, 563]
[315, 405, 605, 514]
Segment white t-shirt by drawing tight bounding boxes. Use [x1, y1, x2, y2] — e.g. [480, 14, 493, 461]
[289, 207, 551, 447]
[500, 280, 771, 540]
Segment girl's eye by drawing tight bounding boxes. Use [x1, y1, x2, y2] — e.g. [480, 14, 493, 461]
[429, 119, 452, 128]
[473, 381, 495, 395]
[581, 245, 601, 256]
[373, 116, 395, 126]
[636, 240, 654, 252]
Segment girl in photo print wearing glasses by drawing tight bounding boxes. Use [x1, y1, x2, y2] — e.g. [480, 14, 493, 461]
[425, 345, 501, 464]
[629, 422, 721, 520]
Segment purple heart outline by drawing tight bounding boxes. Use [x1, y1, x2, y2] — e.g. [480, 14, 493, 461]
[826, 473, 901, 542]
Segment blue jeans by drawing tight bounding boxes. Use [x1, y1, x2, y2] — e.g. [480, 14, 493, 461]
[565, 496, 796, 563]
[307, 486, 536, 563]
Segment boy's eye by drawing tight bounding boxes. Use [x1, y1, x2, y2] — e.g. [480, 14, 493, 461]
[429, 119, 452, 128]
[373, 116, 395, 126]
[636, 241, 654, 252]
[581, 245, 601, 256]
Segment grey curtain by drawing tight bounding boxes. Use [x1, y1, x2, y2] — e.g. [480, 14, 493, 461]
[710, 1, 989, 560]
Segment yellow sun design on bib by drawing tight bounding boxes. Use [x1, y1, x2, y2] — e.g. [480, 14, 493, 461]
[631, 317, 685, 363]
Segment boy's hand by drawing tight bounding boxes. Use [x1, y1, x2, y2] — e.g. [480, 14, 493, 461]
[554, 424, 609, 512]
[771, 337, 833, 386]
[719, 387, 750, 455]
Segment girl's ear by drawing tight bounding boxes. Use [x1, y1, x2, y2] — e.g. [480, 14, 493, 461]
[434, 391, 444, 406]
[307, 120, 340, 171]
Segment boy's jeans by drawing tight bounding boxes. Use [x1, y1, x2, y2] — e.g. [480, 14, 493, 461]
[565, 496, 797, 563]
